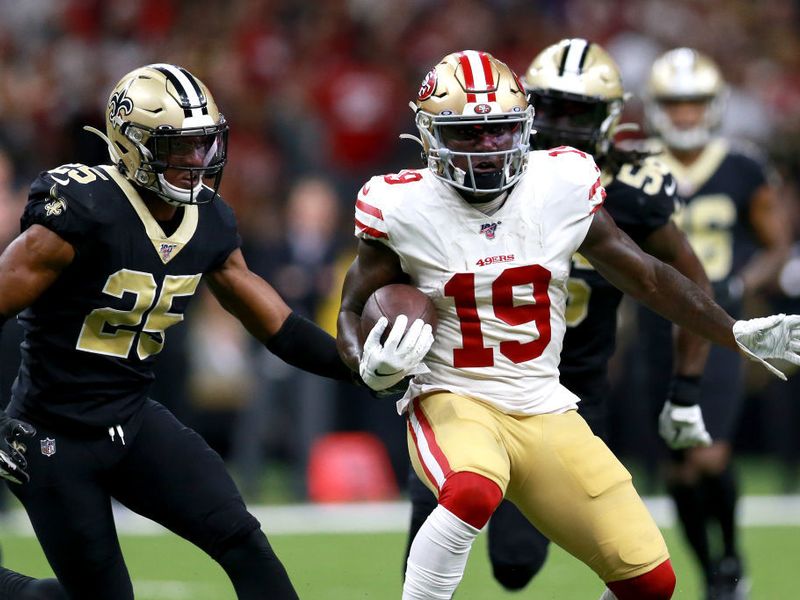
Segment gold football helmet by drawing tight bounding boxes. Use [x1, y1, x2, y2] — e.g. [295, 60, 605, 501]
[409, 50, 533, 195]
[90, 63, 228, 205]
[645, 48, 727, 151]
[522, 38, 626, 157]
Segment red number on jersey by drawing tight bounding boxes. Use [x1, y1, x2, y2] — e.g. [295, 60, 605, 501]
[444, 265, 552, 368]
[383, 170, 423, 185]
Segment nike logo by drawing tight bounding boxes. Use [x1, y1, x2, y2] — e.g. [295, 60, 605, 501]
[374, 368, 403, 377]
[664, 178, 677, 197]
[50, 174, 71, 185]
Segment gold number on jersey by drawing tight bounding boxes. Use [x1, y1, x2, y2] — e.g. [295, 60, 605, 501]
[48, 164, 106, 185]
[76, 269, 201, 359]
[565, 277, 591, 327]
[616, 160, 665, 196]
[137, 274, 201, 359]
[674, 194, 737, 281]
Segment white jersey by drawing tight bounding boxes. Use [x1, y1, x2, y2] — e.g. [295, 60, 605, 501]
[354, 148, 606, 415]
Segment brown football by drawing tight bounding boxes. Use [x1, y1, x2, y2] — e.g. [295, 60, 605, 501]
[360, 284, 438, 343]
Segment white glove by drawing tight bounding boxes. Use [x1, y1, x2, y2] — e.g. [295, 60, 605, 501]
[732, 314, 800, 380]
[658, 401, 712, 449]
[359, 315, 434, 391]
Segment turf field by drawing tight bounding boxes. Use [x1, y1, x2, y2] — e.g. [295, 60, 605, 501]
[3, 525, 799, 599]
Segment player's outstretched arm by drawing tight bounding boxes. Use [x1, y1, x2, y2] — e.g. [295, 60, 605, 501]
[580, 208, 736, 347]
[581, 209, 800, 379]
[205, 248, 352, 381]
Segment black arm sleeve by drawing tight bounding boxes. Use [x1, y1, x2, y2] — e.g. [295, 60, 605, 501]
[265, 312, 354, 381]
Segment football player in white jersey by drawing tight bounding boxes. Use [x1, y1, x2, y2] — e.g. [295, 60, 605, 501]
[336, 50, 800, 600]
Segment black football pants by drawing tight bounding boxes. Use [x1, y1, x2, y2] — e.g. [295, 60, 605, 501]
[9, 399, 296, 600]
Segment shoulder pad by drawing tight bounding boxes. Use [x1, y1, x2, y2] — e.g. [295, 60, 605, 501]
[353, 170, 426, 241]
[23, 164, 116, 243]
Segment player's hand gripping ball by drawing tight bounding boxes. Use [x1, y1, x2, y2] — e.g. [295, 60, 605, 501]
[358, 285, 437, 391]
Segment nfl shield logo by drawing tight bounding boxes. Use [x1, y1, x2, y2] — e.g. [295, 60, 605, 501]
[159, 243, 178, 263]
[480, 222, 500, 239]
[40, 438, 56, 457]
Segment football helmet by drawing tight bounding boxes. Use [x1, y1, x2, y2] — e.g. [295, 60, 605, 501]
[408, 50, 533, 195]
[89, 63, 228, 205]
[522, 38, 626, 157]
[645, 48, 727, 151]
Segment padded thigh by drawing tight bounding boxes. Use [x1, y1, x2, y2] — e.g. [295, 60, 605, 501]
[107, 400, 259, 557]
[406, 393, 511, 496]
[504, 410, 668, 582]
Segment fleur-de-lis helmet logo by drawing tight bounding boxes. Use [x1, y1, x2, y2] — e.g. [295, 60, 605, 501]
[108, 79, 134, 129]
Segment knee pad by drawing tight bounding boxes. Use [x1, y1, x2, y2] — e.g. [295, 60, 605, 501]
[607, 559, 676, 600]
[492, 563, 537, 591]
[438, 471, 503, 529]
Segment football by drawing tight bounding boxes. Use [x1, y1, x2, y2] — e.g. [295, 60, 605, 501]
[360, 284, 438, 343]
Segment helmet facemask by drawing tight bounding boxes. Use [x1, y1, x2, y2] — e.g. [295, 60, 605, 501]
[646, 94, 726, 151]
[528, 89, 622, 156]
[128, 119, 229, 206]
[416, 108, 533, 196]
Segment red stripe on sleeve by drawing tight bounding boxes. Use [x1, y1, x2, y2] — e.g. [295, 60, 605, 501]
[355, 218, 388, 239]
[356, 199, 384, 220]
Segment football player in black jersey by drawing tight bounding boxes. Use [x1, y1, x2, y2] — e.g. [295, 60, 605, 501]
[641, 48, 792, 600]
[402, 38, 716, 594]
[0, 63, 384, 600]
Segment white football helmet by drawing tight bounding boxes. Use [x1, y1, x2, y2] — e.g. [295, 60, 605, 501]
[645, 48, 728, 151]
[90, 63, 228, 205]
[409, 50, 533, 196]
[522, 38, 626, 158]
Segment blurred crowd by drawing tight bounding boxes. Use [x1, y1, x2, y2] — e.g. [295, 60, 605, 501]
[1, 0, 800, 502]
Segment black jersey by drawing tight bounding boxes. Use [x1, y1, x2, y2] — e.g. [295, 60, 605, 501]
[659, 139, 767, 287]
[9, 163, 240, 432]
[559, 156, 678, 385]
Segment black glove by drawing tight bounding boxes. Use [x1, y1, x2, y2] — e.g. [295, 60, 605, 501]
[0, 410, 36, 485]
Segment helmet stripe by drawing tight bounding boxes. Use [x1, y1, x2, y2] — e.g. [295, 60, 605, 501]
[561, 38, 590, 76]
[458, 52, 477, 103]
[152, 64, 205, 118]
[178, 66, 209, 115]
[460, 51, 496, 104]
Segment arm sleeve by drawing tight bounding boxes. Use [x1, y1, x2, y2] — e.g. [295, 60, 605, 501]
[21, 174, 97, 248]
[265, 312, 355, 381]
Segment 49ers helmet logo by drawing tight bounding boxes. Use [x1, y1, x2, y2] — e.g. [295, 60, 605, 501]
[417, 69, 437, 101]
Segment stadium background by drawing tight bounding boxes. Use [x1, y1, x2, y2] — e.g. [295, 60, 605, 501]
[1, 0, 800, 598]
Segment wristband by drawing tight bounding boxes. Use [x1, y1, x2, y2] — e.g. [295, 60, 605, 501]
[265, 312, 353, 382]
[667, 374, 702, 407]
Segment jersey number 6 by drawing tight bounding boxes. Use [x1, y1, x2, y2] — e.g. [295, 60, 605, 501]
[444, 264, 552, 368]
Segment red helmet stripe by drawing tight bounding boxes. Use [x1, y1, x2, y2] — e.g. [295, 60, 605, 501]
[459, 52, 477, 103]
[479, 52, 497, 102]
